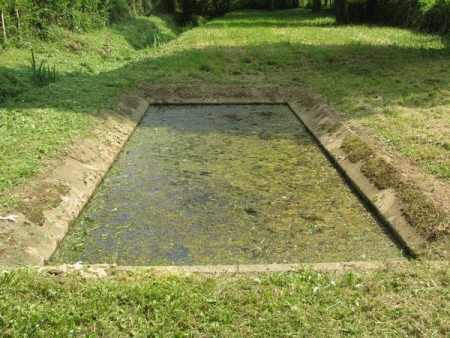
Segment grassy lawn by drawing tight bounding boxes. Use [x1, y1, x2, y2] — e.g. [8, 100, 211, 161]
[0, 8, 449, 335]
[1, 263, 450, 336]
[0, 14, 181, 203]
[1, 9, 449, 202]
[1, 9, 449, 203]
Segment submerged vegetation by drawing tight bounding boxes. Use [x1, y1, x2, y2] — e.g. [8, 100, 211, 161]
[50, 105, 401, 265]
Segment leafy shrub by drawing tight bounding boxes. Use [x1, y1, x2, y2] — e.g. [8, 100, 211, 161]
[190, 14, 208, 26]
[108, 0, 164, 23]
[374, 0, 426, 27]
[346, 0, 450, 34]
[143, 27, 167, 47]
[109, 0, 133, 23]
[422, 0, 450, 32]
[0, 0, 110, 46]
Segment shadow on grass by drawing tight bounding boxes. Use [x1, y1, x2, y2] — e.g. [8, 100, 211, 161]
[110, 16, 181, 51]
[3, 38, 449, 118]
[2, 9, 449, 116]
[0, 66, 35, 104]
[207, 9, 450, 51]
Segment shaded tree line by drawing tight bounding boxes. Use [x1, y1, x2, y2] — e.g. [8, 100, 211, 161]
[178, 0, 450, 34]
[179, 0, 303, 22]
[2, 0, 449, 48]
[0, 0, 176, 46]
[333, 0, 450, 33]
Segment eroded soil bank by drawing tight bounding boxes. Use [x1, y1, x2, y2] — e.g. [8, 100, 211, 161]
[50, 105, 402, 265]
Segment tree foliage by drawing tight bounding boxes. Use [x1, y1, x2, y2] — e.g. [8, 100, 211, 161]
[0, 0, 171, 47]
[2, 0, 448, 48]
[345, 0, 450, 33]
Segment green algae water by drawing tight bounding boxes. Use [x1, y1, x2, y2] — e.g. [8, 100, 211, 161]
[50, 105, 403, 265]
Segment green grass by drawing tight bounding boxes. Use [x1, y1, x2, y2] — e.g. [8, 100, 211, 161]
[3, 9, 447, 199]
[165, 10, 449, 178]
[0, 14, 181, 198]
[1, 263, 450, 336]
[1, 8, 450, 335]
[341, 135, 374, 163]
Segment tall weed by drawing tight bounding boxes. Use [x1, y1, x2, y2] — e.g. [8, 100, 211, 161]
[30, 49, 57, 86]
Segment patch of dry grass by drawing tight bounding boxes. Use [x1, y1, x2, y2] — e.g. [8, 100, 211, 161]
[361, 157, 400, 190]
[341, 135, 374, 163]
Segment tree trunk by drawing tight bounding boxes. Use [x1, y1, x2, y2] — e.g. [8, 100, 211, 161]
[312, 0, 321, 11]
[15, 9, 21, 41]
[1, 10, 7, 43]
[181, 0, 192, 21]
[444, 12, 448, 33]
[335, 0, 348, 24]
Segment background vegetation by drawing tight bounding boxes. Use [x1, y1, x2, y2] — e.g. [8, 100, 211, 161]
[0, 0, 173, 47]
[1, 0, 449, 50]
[347, 0, 450, 33]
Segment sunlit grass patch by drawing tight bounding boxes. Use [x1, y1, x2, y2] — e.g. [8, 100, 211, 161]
[0, 107, 93, 192]
[0, 7, 448, 228]
[399, 184, 450, 240]
[0, 15, 180, 202]
[0, 8, 449, 335]
[1, 263, 450, 336]
[361, 157, 400, 190]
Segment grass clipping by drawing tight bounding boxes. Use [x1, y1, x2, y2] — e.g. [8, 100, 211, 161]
[341, 135, 450, 240]
[341, 135, 374, 163]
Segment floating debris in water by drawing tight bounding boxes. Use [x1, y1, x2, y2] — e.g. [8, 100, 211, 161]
[50, 105, 402, 266]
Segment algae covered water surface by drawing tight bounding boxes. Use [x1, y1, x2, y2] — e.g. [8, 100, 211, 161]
[50, 105, 403, 265]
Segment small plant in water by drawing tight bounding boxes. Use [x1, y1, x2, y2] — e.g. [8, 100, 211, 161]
[30, 49, 57, 86]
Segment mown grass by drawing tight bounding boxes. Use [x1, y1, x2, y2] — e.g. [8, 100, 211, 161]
[161, 10, 449, 179]
[1, 9, 449, 205]
[1, 9, 449, 334]
[0, 14, 181, 201]
[1, 263, 450, 336]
